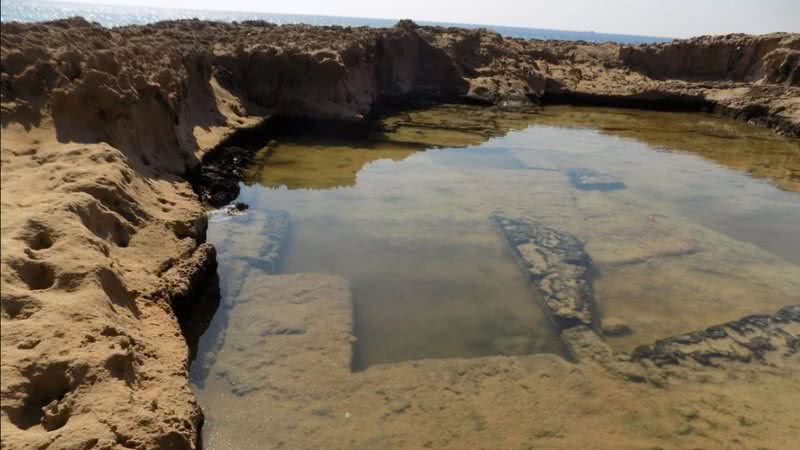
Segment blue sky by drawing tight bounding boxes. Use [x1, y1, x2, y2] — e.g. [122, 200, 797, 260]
[57, 0, 800, 38]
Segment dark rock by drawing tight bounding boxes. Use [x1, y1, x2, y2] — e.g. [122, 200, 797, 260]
[223, 202, 249, 215]
[601, 317, 633, 337]
[631, 345, 653, 360]
[777, 304, 800, 322]
[741, 336, 775, 359]
[491, 215, 595, 329]
[190, 146, 256, 207]
[631, 305, 800, 369]
[395, 19, 420, 30]
[461, 93, 496, 105]
[690, 349, 741, 367]
[704, 326, 728, 339]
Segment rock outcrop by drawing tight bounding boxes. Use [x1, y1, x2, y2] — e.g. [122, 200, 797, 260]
[631, 304, 800, 368]
[1, 17, 799, 449]
[2, 19, 799, 140]
[619, 33, 800, 85]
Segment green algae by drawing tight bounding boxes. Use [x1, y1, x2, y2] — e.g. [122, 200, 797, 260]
[244, 140, 420, 190]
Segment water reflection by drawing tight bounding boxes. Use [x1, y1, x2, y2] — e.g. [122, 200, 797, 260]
[528, 106, 800, 192]
[192, 105, 800, 449]
[247, 105, 800, 193]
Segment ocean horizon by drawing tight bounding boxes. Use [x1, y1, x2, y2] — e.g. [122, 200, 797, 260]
[1, 0, 675, 44]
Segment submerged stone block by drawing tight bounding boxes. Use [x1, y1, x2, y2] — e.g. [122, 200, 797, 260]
[491, 215, 595, 329]
[191, 208, 290, 383]
[566, 168, 625, 191]
[631, 304, 800, 368]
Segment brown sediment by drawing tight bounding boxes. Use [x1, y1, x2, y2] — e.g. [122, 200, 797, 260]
[1, 17, 799, 448]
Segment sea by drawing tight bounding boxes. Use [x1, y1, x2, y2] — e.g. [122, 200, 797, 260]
[0, 0, 673, 44]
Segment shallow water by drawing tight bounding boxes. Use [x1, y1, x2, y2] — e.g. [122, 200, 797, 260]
[191, 105, 800, 448]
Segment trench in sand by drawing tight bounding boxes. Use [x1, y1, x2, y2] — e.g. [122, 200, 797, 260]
[186, 104, 800, 448]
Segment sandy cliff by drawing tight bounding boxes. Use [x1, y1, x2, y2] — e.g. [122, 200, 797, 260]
[1, 18, 799, 449]
[619, 33, 800, 84]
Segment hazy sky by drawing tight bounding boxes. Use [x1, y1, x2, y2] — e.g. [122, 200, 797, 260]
[60, 0, 800, 38]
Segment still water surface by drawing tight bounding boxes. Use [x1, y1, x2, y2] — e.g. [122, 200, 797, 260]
[191, 105, 800, 448]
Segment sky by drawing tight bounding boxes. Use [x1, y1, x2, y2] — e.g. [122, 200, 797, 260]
[57, 0, 800, 38]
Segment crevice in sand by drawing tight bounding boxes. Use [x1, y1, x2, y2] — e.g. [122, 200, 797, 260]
[542, 89, 715, 112]
[3, 361, 76, 432]
[6, 258, 57, 291]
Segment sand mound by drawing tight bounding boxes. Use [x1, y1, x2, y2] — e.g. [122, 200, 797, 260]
[0, 122, 216, 447]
